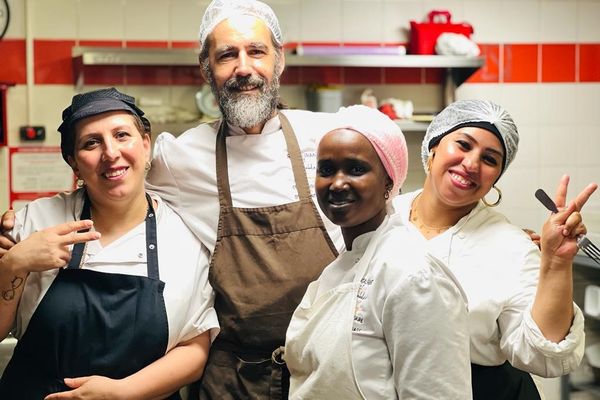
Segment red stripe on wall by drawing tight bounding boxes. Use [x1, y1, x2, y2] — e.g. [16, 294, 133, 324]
[0, 39, 26, 84]
[503, 44, 538, 83]
[541, 44, 576, 83]
[580, 44, 600, 82]
[34, 40, 76, 84]
[468, 44, 500, 83]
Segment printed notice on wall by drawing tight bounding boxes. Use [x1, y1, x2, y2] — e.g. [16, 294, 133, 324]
[9, 147, 74, 210]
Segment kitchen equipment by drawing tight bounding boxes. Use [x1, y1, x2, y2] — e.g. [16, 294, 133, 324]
[195, 84, 221, 119]
[409, 10, 473, 55]
[534, 188, 600, 266]
[585, 285, 600, 317]
[306, 86, 342, 113]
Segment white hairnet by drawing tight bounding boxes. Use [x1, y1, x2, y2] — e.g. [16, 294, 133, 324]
[334, 105, 408, 198]
[421, 99, 519, 175]
[198, 0, 283, 48]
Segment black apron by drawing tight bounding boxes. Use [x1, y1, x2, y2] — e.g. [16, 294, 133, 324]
[0, 193, 180, 400]
[472, 361, 542, 400]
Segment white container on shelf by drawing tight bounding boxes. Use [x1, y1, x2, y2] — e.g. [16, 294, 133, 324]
[306, 86, 342, 113]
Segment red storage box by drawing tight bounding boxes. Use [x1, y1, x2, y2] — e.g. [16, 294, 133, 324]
[409, 10, 474, 55]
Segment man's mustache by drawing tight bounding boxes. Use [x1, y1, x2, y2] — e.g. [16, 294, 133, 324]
[224, 75, 265, 91]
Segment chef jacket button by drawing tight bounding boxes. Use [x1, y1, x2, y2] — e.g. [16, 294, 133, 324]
[138, 253, 143, 258]
[149, 244, 156, 250]
[457, 233, 466, 239]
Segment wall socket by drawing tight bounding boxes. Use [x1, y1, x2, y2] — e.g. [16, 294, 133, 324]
[19, 126, 45, 141]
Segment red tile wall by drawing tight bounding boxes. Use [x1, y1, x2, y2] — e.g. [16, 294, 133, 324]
[1, 40, 599, 86]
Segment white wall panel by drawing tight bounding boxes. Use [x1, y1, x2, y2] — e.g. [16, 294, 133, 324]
[169, 0, 208, 42]
[77, 0, 125, 40]
[31, 0, 77, 39]
[124, 0, 169, 41]
[578, 1, 600, 42]
[500, 1, 540, 43]
[341, 0, 383, 42]
[300, 0, 342, 42]
[540, 1, 577, 42]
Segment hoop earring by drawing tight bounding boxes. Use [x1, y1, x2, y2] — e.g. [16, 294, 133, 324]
[384, 190, 390, 200]
[482, 185, 502, 207]
[144, 161, 151, 172]
[76, 178, 85, 188]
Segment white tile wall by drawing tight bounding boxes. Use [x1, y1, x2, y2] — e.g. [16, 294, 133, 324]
[30, 0, 77, 39]
[578, 1, 600, 43]
[168, 0, 209, 42]
[500, 1, 540, 43]
[4, 0, 25, 39]
[124, 0, 170, 41]
[463, 0, 503, 43]
[270, 0, 301, 43]
[540, 1, 578, 43]
[341, 0, 384, 42]
[299, 0, 342, 42]
[382, 1, 423, 43]
[77, 0, 125, 41]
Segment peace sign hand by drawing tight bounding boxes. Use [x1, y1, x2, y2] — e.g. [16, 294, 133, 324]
[5, 220, 101, 275]
[540, 175, 598, 264]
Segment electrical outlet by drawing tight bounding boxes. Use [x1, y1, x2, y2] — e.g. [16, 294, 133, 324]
[20, 126, 45, 141]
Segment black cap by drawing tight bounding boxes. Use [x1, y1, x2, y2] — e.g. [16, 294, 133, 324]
[57, 88, 150, 162]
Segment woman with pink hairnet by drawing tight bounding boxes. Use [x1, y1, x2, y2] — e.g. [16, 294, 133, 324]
[392, 99, 597, 399]
[284, 105, 472, 399]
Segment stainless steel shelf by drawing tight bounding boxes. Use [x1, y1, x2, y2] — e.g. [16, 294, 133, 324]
[72, 46, 485, 104]
[395, 120, 430, 133]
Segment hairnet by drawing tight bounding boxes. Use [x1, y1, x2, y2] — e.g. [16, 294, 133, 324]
[333, 105, 408, 198]
[58, 88, 150, 163]
[199, 0, 283, 48]
[421, 99, 519, 175]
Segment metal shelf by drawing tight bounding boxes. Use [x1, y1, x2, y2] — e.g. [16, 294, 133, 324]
[72, 47, 483, 87]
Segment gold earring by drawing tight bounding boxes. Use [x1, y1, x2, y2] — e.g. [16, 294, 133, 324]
[384, 190, 390, 200]
[76, 178, 85, 188]
[144, 161, 151, 172]
[482, 185, 502, 207]
[426, 151, 434, 174]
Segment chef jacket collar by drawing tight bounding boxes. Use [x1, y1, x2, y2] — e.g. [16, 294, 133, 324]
[225, 113, 281, 136]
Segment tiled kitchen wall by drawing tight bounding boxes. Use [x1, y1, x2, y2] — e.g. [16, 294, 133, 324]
[0, 0, 599, 236]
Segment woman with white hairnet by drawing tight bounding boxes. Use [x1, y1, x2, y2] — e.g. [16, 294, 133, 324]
[284, 105, 472, 399]
[392, 99, 597, 399]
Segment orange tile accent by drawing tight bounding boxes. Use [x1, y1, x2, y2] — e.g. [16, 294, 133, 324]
[541, 44, 576, 83]
[383, 67, 421, 84]
[125, 66, 172, 85]
[280, 66, 301, 84]
[79, 40, 122, 48]
[503, 44, 538, 83]
[172, 41, 199, 49]
[34, 40, 76, 84]
[125, 41, 169, 48]
[0, 39, 26, 84]
[468, 44, 499, 83]
[580, 44, 600, 82]
[424, 68, 444, 84]
[343, 67, 383, 84]
[82, 65, 125, 85]
[172, 66, 204, 85]
[300, 66, 343, 85]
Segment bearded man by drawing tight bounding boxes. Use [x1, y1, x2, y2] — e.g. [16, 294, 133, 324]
[145, 0, 344, 398]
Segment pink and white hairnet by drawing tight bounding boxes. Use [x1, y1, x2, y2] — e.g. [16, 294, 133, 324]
[198, 0, 283, 49]
[334, 105, 408, 198]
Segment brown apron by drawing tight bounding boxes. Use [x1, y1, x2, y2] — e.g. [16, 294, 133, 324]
[196, 113, 338, 399]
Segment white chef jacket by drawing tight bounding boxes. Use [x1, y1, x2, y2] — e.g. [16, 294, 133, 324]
[291, 215, 472, 399]
[392, 189, 585, 378]
[145, 110, 344, 254]
[11, 190, 219, 351]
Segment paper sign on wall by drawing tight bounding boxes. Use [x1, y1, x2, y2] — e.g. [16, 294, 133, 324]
[9, 147, 75, 210]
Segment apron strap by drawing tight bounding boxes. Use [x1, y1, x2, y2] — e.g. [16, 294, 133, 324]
[67, 192, 160, 280]
[214, 112, 313, 208]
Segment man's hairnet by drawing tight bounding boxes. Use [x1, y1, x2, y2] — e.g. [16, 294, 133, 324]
[421, 99, 519, 175]
[198, 0, 283, 49]
[333, 105, 408, 198]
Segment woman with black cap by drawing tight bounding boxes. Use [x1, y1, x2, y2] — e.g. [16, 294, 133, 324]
[0, 88, 218, 399]
[392, 99, 597, 399]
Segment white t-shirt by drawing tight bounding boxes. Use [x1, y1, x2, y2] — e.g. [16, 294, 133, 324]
[11, 190, 219, 351]
[145, 110, 344, 254]
[294, 216, 472, 399]
[392, 189, 585, 378]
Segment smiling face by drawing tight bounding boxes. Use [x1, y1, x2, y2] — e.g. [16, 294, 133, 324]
[427, 126, 504, 210]
[202, 15, 283, 130]
[68, 111, 150, 205]
[316, 129, 392, 247]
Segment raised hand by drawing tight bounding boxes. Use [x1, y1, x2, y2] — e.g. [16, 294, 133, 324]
[540, 175, 597, 262]
[5, 220, 101, 274]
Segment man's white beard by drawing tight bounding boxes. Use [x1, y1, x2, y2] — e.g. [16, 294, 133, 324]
[211, 65, 281, 130]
